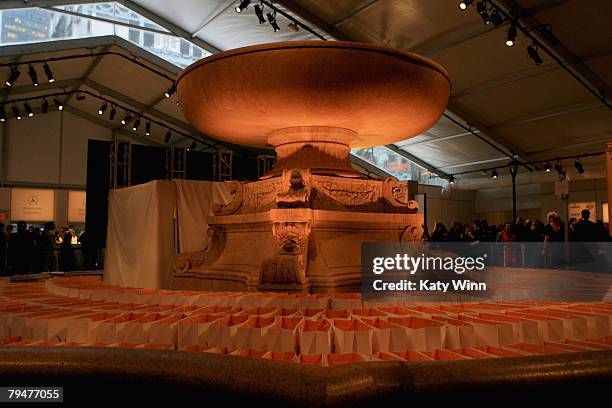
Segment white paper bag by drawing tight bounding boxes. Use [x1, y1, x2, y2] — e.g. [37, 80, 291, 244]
[331, 319, 374, 355]
[206, 315, 249, 348]
[234, 316, 275, 351]
[299, 320, 332, 355]
[266, 317, 301, 352]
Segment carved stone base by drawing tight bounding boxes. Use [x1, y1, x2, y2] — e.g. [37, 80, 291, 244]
[170, 167, 423, 293]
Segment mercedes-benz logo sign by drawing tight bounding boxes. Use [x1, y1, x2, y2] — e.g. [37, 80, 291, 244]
[26, 195, 39, 206]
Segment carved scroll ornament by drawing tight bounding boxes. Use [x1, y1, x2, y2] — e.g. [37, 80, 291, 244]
[382, 178, 418, 211]
[174, 227, 224, 274]
[212, 181, 243, 216]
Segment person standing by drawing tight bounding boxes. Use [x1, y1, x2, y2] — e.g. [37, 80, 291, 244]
[0, 223, 7, 276]
[59, 227, 76, 271]
[543, 212, 564, 268]
[573, 209, 597, 242]
[9, 221, 35, 275]
[42, 222, 58, 272]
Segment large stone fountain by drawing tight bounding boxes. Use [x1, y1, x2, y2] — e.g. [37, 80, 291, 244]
[172, 41, 450, 293]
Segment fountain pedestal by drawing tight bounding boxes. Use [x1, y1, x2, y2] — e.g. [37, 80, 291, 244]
[172, 41, 450, 292]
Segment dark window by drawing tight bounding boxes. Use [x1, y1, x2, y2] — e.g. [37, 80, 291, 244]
[180, 39, 189, 55]
[128, 28, 139, 43]
[143, 31, 154, 47]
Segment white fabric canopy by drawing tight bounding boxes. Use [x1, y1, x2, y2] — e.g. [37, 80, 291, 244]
[105, 179, 233, 289]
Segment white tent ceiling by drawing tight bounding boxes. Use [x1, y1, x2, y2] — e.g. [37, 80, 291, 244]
[0, 0, 610, 186]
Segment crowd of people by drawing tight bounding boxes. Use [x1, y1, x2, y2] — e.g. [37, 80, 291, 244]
[421, 209, 612, 270]
[0, 221, 94, 276]
[422, 209, 611, 244]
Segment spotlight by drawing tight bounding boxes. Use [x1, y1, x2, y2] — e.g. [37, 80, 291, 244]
[5, 65, 20, 87]
[164, 130, 171, 144]
[0, 106, 5, 122]
[41, 99, 49, 114]
[505, 25, 517, 47]
[287, 22, 300, 32]
[254, 4, 266, 24]
[267, 12, 280, 32]
[448, 175, 455, 185]
[24, 102, 34, 117]
[121, 112, 132, 125]
[109, 105, 117, 120]
[132, 118, 141, 131]
[489, 9, 504, 26]
[28, 64, 39, 87]
[43, 62, 55, 83]
[11, 105, 22, 120]
[459, 0, 473, 10]
[544, 162, 551, 173]
[76, 93, 86, 101]
[145, 121, 151, 136]
[554, 161, 563, 175]
[187, 141, 197, 151]
[575, 159, 584, 174]
[476, 1, 490, 24]
[527, 44, 543, 65]
[235, 0, 251, 13]
[54, 98, 63, 111]
[491, 169, 498, 179]
[164, 83, 176, 98]
[98, 102, 108, 115]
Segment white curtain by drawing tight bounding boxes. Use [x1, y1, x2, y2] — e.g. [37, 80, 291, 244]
[175, 179, 233, 253]
[105, 179, 233, 289]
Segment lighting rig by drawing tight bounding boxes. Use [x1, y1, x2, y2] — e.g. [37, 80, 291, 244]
[445, 152, 603, 185]
[0, 90, 216, 151]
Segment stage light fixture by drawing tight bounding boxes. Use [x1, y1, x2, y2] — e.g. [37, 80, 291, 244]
[164, 130, 171, 144]
[489, 9, 504, 26]
[164, 83, 176, 98]
[476, 1, 490, 24]
[505, 25, 517, 47]
[544, 162, 551, 173]
[76, 93, 86, 101]
[98, 102, 108, 115]
[109, 105, 117, 120]
[575, 159, 584, 174]
[28, 64, 39, 87]
[235, 0, 251, 13]
[554, 161, 563, 175]
[448, 175, 455, 185]
[459, 0, 474, 10]
[24, 102, 34, 117]
[188, 141, 197, 151]
[527, 44, 543, 65]
[41, 99, 49, 114]
[132, 119, 141, 131]
[43, 62, 55, 83]
[267, 11, 280, 32]
[121, 112, 132, 125]
[0, 106, 5, 122]
[12, 105, 22, 120]
[54, 98, 63, 111]
[5, 65, 21, 87]
[255, 4, 266, 24]
[145, 121, 151, 136]
[491, 169, 498, 179]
